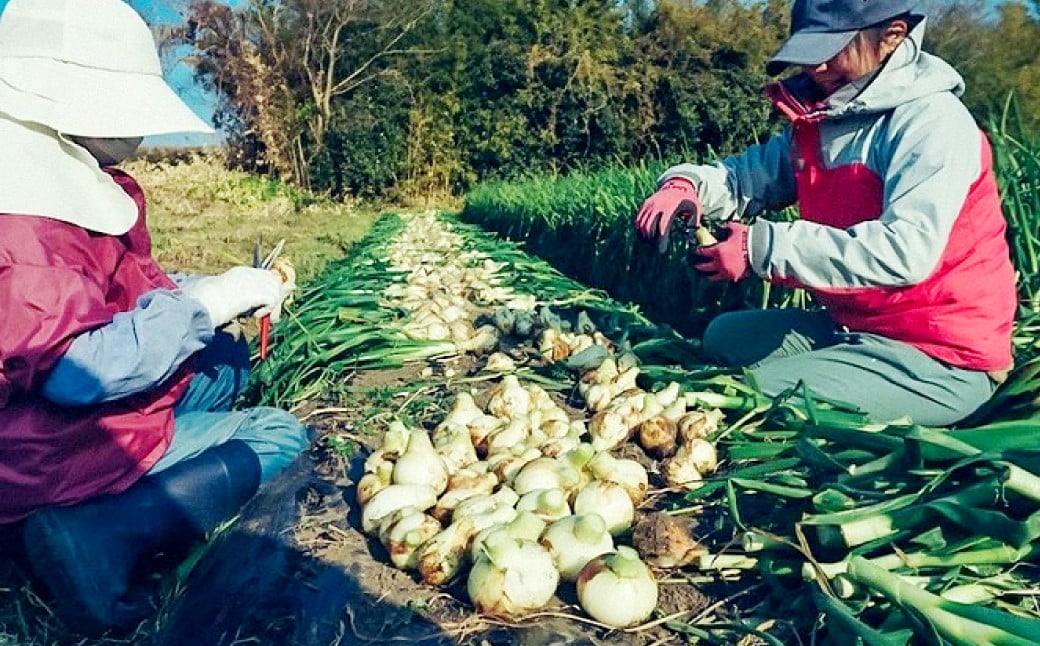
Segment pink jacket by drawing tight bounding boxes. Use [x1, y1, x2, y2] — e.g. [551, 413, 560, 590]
[790, 119, 1016, 371]
[0, 171, 192, 522]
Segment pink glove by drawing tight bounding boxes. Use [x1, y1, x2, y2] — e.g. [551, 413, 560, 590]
[634, 178, 703, 253]
[691, 222, 751, 282]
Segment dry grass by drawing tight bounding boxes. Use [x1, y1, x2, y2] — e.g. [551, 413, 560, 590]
[125, 150, 380, 284]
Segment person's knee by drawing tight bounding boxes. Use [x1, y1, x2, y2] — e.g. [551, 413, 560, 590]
[238, 408, 311, 482]
[702, 313, 746, 365]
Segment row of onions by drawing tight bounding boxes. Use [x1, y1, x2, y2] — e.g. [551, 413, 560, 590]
[260, 209, 1040, 642]
[316, 212, 734, 628]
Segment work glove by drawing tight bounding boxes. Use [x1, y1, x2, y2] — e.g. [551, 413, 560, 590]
[181, 266, 293, 329]
[634, 178, 703, 253]
[690, 222, 751, 283]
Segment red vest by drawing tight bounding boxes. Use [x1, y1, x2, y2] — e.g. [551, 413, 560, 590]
[790, 121, 1016, 371]
[0, 171, 192, 522]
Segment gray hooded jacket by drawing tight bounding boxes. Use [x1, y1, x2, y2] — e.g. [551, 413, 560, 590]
[660, 20, 985, 290]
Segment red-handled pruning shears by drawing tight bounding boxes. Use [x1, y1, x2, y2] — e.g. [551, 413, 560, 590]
[253, 234, 286, 361]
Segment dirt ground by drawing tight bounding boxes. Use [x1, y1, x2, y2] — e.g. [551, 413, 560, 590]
[145, 352, 787, 646]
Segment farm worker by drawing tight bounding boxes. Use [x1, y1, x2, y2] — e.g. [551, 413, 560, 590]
[634, 0, 1016, 427]
[0, 0, 310, 633]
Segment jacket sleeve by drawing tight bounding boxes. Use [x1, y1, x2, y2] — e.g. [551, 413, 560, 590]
[748, 94, 982, 288]
[658, 129, 798, 223]
[41, 289, 214, 407]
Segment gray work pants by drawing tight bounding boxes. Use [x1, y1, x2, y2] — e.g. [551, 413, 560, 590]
[701, 309, 995, 426]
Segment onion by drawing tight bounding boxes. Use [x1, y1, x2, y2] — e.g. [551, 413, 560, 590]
[379, 508, 442, 570]
[652, 382, 682, 407]
[392, 428, 449, 495]
[482, 418, 531, 456]
[516, 488, 572, 523]
[483, 352, 516, 373]
[416, 518, 477, 585]
[582, 383, 614, 412]
[453, 488, 519, 522]
[576, 547, 658, 627]
[467, 530, 559, 617]
[441, 392, 483, 428]
[661, 398, 687, 423]
[677, 409, 723, 443]
[581, 356, 619, 387]
[487, 375, 532, 418]
[540, 416, 571, 439]
[537, 427, 582, 458]
[356, 460, 393, 506]
[526, 384, 557, 413]
[432, 486, 488, 524]
[364, 420, 411, 473]
[588, 410, 633, 452]
[661, 443, 705, 490]
[572, 481, 634, 535]
[611, 366, 640, 394]
[637, 415, 678, 459]
[511, 457, 580, 497]
[488, 446, 541, 483]
[361, 484, 438, 534]
[541, 514, 614, 582]
[587, 452, 649, 505]
[466, 413, 505, 450]
[433, 424, 479, 474]
[469, 510, 547, 561]
[687, 438, 719, 474]
[538, 328, 572, 361]
[456, 324, 500, 354]
[446, 465, 498, 494]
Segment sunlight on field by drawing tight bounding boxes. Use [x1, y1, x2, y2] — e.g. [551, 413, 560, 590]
[125, 151, 379, 284]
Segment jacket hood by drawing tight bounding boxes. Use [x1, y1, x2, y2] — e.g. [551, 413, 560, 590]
[825, 19, 964, 118]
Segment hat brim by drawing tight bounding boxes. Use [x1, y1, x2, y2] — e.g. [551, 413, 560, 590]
[0, 58, 214, 137]
[766, 30, 858, 76]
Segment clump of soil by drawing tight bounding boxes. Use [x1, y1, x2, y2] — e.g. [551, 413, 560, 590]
[632, 513, 704, 569]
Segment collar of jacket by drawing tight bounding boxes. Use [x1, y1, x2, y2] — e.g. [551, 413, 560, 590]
[765, 74, 829, 124]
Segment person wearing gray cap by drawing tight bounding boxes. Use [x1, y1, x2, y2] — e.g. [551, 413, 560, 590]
[0, 0, 310, 634]
[634, 0, 1016, 426]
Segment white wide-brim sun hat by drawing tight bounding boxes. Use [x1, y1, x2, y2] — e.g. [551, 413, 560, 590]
[0, 0, 213, 137]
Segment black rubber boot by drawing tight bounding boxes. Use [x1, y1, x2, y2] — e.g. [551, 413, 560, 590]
[23, 440, 261, 635]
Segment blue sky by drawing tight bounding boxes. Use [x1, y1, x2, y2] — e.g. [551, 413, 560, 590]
[0, 0, 237, 147]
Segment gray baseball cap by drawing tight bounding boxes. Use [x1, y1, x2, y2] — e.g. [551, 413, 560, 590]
[767, 0, 922, 75]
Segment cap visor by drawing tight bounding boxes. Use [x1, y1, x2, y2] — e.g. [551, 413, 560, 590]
[766, 30, 857, 76]
[0, 58, 214, 137]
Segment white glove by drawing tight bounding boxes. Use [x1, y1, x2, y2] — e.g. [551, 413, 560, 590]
[181, 266, 293, 329]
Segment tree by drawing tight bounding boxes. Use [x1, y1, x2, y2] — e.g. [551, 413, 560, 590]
[184, 0, 433, 187]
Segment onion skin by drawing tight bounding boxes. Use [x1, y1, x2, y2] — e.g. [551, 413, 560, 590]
[572, 481, 634, 535]
[541, 514, 614, 582]
[468, 533, 559, 617]
[361, 484, 438, 534]
[637, 416, 678, 459]
[676, 409, 723, 443]
[576, 548, 658, 628]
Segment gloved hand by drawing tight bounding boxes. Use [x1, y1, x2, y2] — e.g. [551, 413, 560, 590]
[181, 266, 293, 329]
[690, 222, 751, 282]
[634, 178, 703, 253]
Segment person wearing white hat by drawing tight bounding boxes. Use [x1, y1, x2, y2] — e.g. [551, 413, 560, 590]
[633, 0, 1016, 426]
[0, 0, 310, 633]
